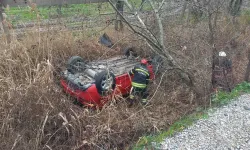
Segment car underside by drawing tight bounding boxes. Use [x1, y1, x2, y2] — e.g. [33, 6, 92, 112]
[60, 52, 162, 108]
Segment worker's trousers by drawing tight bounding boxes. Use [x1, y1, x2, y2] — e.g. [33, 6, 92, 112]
[129, 86, 148, 104]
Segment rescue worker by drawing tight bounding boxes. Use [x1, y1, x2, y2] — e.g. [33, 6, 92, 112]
[128, 58, 150, 106]
[213, 51, 233, 92]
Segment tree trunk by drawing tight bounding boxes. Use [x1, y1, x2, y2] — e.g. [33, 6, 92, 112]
[244, 49, 250, 82]
[148, 0, 165, 49]
[139, 0, 146, 11]
[115, 0, 124, 31]
[244, 61, 250, 82]
[190, 0, 203, 23]
[57, 4, 62, 16]
[180, 0, 188, 21]
[185, 2, 190, 25]
[207, 1, 221, 89]
[0, 8, 11, 44]
[228, 0, 243, 16]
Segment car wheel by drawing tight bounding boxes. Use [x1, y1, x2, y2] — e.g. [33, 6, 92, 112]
[95, 70, 116, 96]
[152, 55, 163, 75]
[123, 47, 138, 58]
[67, 56, 86, 74]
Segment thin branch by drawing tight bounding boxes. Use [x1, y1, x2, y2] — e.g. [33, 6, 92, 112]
[148, 0, 165, 50]
[109, 0, 184, 71]
[122, 0, 160, 45]
[157, 0, 166, 12]
[108, 0, 162, 52]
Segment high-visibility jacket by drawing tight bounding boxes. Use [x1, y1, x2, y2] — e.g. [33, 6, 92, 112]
[129, 64, 150, 88]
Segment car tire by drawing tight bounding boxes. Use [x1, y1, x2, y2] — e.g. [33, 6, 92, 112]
[123, 47, 138, 58]
[95, 70, 116, 96]
[67, 56, 86, 74]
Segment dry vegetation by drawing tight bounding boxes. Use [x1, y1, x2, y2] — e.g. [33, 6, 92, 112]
[0, 14, 250, 149]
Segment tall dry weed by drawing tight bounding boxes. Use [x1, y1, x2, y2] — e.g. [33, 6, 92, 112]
[0, 28, 195, 149]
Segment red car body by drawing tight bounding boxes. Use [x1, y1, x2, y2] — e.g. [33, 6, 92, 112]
[60, 60, 155, 108]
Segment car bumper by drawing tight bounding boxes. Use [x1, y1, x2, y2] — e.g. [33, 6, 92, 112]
[60, 79, 103, 107]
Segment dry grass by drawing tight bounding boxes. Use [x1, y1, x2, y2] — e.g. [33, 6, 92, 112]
[0, 16, 249, 149]
[0, 27, 196, 149]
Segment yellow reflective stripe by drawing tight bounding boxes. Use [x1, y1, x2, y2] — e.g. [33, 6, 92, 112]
[142, 99, 147, 102]
[130, 95, 134, 99]
[135, 68, 149, 76]
[132, 82, 146, 88]
[132, 82, 146, 87]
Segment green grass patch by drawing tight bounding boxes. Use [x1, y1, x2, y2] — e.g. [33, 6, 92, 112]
[239, 10, 250, 25]
[4, 0, 151, 26]
[133, 82, 250, 150]
[133, 111, 209, 150]
[5, 3, 112, 24]
[212, 82, 250, 106]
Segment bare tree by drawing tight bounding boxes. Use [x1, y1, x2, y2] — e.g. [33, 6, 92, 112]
[0, 1, 11, 43]
[108, 0, 197, 93]
[190, 0, 204, 23]
[228, 0, 243, 26]
[115, 0, 124, 31]
[184, 0, 227, 88]
[180, 0, 189, 22]
[244, 48, 250, 82]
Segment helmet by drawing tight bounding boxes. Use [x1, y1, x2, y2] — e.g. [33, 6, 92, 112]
[140, 59, 148, 65]
[219, 51, 226, 57]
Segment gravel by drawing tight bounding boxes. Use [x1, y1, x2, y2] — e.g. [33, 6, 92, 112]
[159, 94, 250, 150]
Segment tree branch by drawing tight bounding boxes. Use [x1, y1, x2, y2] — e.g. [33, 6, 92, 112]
[108, 0, 161, 52]
[123, 0, 160, 45]
[148, 0, 165, 50]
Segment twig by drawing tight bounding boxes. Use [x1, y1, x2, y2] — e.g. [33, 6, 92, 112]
[148, 67, 181, 102]
[11, 134, 21, 150]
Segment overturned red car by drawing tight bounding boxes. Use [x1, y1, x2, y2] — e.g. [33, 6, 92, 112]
[60, 51, 162, 108]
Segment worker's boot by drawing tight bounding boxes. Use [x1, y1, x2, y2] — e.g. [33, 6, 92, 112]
[128, 94, 135, 107]
[141, 99, 147, 106]
[127, 98, 134, 107]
